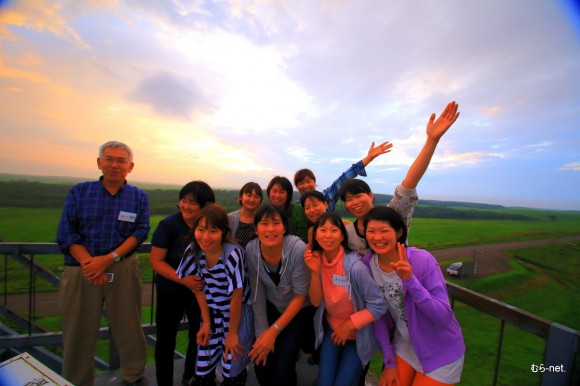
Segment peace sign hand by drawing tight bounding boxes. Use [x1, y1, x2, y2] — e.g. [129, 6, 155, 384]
[389, 243, 412, 280]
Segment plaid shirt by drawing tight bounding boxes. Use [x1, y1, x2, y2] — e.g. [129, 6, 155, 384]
[57, 177, 150, 265]
[323, 160, 366, 212]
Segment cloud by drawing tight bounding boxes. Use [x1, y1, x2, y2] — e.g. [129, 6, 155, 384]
[0, 0, 91, 49]
[285, 147, 314, 163]
[560, 162, 580, 171]
[0, 0, 579, 209]
[0, 60, 49, 83]
[128, 71, 212, 119]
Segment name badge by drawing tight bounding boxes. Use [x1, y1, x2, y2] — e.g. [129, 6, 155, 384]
[333, 274, 349, 287]
[118, 211, 137, 223]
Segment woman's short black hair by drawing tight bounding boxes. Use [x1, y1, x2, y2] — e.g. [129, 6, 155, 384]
[311, 212, 350, 252]
[266, 176, 294, 209]
[294, 168, 316, 186]
[339, 179, 372, 202]
[238, 182, 263, 206]
[299, 190, 326, 208]
[363, 206, 408, 245]
[179, 181, 215, 208]
[253, 204, 289, 235]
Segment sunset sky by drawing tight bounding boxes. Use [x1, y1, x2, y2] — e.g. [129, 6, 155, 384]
[1, 0, 579, 210]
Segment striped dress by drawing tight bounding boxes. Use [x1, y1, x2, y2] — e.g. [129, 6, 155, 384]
[177, 242, 253, 378]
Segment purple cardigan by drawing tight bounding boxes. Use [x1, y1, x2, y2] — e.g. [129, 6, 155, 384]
[363, 247, 465, 373]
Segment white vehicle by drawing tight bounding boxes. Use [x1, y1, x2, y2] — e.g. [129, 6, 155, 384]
[446, 262, 463, 277]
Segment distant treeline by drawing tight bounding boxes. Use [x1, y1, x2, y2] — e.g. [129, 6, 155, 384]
[0, 180, 539, 221]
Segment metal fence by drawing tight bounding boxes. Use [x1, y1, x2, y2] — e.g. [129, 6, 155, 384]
[0, 242, 578, 385]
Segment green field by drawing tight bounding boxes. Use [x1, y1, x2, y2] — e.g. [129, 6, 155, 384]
[1, 204, 579, 384]
[2, 206, 579, 246]
[367, 243, 580, 385]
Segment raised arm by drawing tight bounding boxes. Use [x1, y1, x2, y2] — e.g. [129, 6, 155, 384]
[362, 141, 393, 167]
[401, 101, 459, 189]
[322, 141, 392, 212]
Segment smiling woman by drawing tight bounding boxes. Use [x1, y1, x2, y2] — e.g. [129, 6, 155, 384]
[267, 176, 308, 243]
[176, 203, 254, 385]
[244, 204, 314, 386]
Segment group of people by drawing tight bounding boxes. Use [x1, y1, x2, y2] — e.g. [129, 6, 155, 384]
[56, 101, 465, 386]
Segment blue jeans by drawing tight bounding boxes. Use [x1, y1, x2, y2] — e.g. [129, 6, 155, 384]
[317, 322, 363, 386]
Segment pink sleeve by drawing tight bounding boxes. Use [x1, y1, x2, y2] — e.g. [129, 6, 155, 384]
[350, 309, 375, 330]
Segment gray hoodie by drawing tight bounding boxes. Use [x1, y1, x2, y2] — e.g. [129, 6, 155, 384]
[245, 235, 310, 337]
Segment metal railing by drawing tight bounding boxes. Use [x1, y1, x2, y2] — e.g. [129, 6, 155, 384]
[0, 242, 578, 385]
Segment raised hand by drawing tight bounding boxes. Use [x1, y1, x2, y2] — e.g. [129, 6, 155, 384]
[389, 243, 412, 280]
[426, 101, 460, 142]
[304, 244, 322, 273]
[363, 141, 393, 166]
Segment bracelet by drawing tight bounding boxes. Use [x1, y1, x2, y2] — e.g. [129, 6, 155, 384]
[273, 322, 281, 332]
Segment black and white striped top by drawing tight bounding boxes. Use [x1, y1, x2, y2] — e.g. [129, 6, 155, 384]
[177, 242, 251, 310]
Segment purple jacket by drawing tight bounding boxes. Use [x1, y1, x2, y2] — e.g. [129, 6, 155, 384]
[362, 247, 465, 373]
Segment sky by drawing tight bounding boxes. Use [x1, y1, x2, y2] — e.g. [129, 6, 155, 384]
[0, 0, 579, 210]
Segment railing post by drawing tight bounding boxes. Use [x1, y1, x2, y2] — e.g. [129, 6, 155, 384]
[3, 252, 7, 304]
[492, 319, 505, 386]
[28, 252, 34, 336]
[541, 322, 579, 386]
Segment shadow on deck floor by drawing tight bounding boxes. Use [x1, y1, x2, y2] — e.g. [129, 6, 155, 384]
[94, 353, 379, 386]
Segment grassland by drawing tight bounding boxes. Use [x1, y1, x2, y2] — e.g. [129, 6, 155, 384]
[1, 205, 579, 384]
[367, 243, 580, 385]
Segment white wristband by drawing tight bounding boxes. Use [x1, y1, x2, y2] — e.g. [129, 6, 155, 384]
[273, 322, 281, 332]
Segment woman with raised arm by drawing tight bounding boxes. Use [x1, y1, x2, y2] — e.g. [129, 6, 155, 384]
[363, 206, 465, 386]
[340, 101, 461, 256]
[294, 140, 393, 212]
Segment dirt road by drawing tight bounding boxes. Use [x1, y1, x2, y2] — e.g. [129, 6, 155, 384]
[3, 236, 579, 318]
[428, 235, 580, 278]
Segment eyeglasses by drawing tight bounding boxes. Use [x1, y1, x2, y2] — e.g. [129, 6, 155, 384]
[101, 157, 130, 165]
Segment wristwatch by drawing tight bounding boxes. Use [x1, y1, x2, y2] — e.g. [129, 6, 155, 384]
[112, 251, 122, 263]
